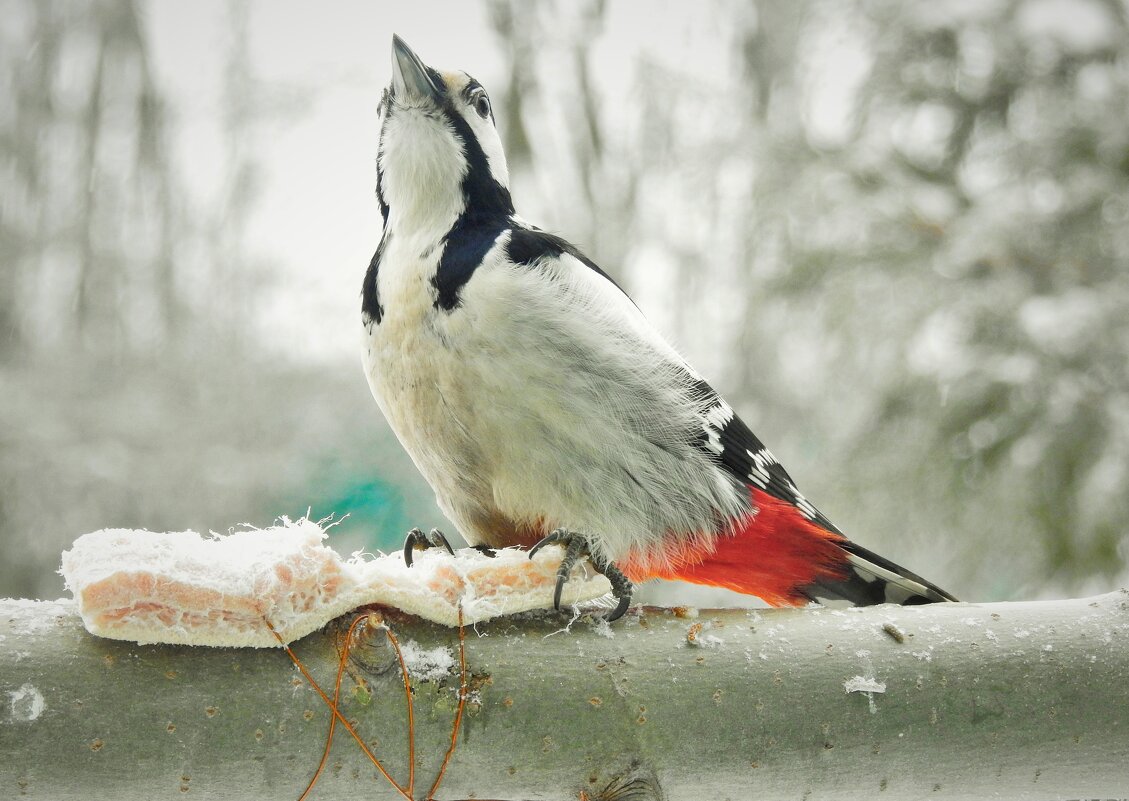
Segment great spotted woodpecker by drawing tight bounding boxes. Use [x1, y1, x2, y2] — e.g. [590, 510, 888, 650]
[361, 36, 956, 620]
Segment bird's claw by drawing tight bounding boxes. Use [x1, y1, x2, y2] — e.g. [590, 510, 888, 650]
[402, 527, 454, 567]
[527, 528, 634, 622]
[527, 528, 567, 560]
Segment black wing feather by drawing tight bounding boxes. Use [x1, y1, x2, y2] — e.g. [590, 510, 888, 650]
[688, 378, 842, 535]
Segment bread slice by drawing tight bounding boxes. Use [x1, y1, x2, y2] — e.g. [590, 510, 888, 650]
[60, 519, 611, 647]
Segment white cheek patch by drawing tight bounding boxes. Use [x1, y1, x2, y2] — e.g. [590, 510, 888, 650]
[443, 71, 510, 191]
[471, 115, 509, 188]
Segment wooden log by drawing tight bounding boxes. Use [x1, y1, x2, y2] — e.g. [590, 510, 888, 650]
[2, 592, 1128, 800]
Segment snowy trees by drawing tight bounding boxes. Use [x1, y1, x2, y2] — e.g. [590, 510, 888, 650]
[3, 0, 1128, 603]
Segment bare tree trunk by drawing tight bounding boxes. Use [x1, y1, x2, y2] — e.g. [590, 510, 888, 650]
[2, 592, 1128, 800]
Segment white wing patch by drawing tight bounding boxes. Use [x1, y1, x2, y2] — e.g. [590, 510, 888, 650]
[747, 447, 777, 490]
[701, 400, 734, 456]
[791, 487, 818, 520]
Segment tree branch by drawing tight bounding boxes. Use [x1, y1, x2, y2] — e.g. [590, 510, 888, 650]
[2, 592, 1128, 800]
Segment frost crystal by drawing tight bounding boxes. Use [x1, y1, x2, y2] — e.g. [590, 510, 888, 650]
[9, 683, 46, 722]
[844, 675, 887, 714]
[398, 640, 456, 682]
[843, 675, 887, 695]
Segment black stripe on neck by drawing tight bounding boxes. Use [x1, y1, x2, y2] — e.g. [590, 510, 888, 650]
[434, 221, 637, 314]
[443, 106, 513, 220]
[361, 232, 389, 326]
[432, 216, 508, 311]
[431, 96, 515, 311]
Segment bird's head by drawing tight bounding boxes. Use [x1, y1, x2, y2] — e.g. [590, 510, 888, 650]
[376, 35, 513, 236]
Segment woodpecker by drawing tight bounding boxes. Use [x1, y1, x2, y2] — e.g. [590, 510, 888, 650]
[362, 36, 956, 621]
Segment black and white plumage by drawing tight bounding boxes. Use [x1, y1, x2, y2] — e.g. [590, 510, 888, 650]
[362, 36, 956, 613]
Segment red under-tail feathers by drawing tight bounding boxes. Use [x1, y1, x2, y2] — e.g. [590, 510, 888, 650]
[622, 487, 850, 607]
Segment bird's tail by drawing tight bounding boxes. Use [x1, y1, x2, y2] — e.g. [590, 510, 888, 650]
[622, 487, 957, 607]
[799, 539, 958, 606]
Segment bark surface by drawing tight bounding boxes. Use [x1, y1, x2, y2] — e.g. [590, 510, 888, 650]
[2, 593, 1128, 800]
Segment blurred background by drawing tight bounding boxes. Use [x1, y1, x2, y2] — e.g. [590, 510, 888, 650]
[3, 0, 1128, 604]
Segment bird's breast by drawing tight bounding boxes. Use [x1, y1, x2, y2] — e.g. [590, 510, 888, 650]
[361, 247, 497, 531]
[364, 250, 454, 436]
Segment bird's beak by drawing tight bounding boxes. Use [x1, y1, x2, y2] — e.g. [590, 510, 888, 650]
[391, 34, 440, 104]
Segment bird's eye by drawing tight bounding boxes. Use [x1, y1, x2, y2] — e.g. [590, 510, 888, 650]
[474, 92, 491, 119]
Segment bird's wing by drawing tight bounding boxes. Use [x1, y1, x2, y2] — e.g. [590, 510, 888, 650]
[496, 222, 698, 380]
[688, 382, 843, 534]
[480, 223, 958, 605]
[499, 221, 837, 533]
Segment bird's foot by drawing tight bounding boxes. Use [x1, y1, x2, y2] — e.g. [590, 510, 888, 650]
[528, 529, 633, 621]
[402, 527, 454, 567]
[403, 529, 498, 567]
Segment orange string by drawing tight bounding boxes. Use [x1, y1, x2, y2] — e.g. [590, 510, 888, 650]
[296, 613, 370, 801]
[425, 604, 468, 800]
[266, 602, 470, 801]
[381, 622, 417, 796]
[263, 617, 412, 801]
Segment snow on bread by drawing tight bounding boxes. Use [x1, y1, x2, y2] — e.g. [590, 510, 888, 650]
[60, 519, 611, 647]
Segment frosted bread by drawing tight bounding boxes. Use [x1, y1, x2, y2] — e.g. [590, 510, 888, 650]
[60, 519, 610, 646]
